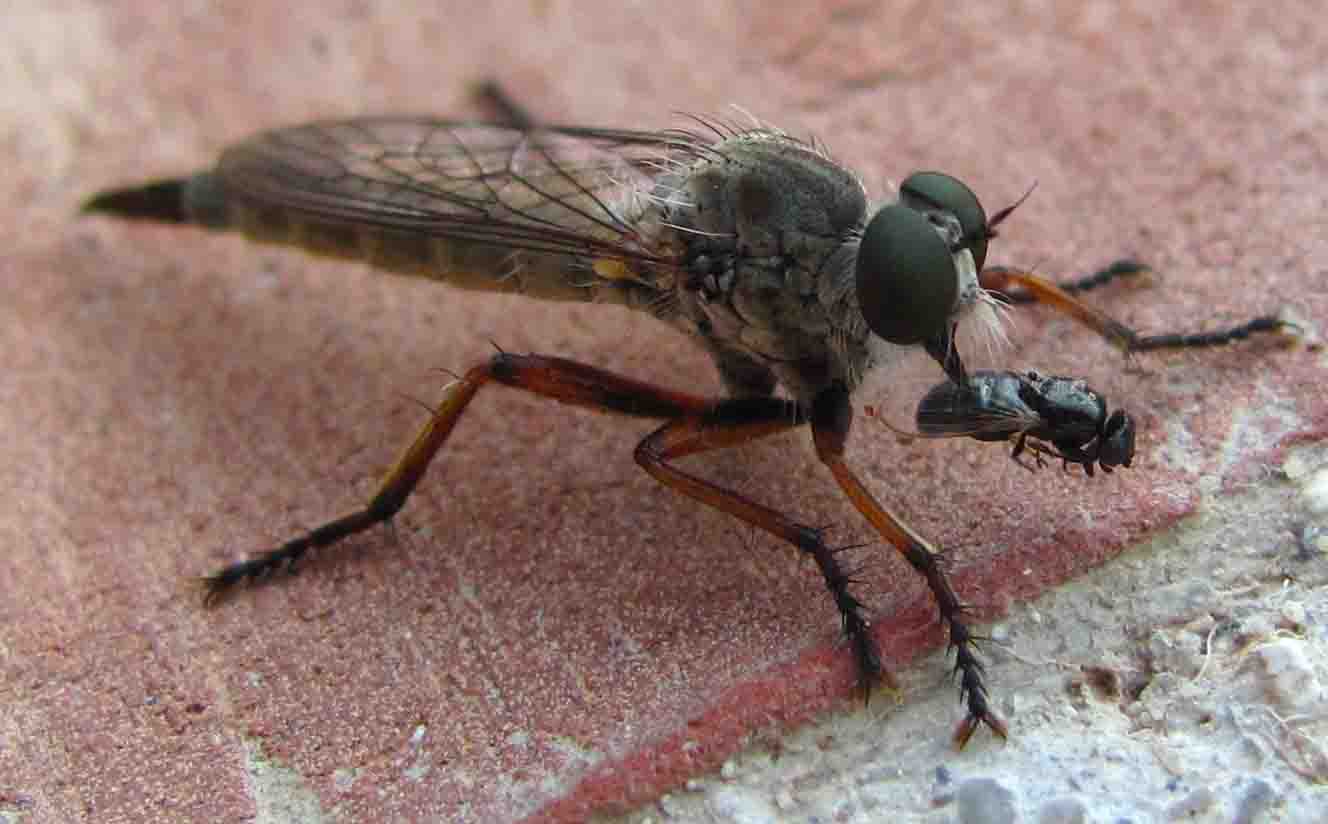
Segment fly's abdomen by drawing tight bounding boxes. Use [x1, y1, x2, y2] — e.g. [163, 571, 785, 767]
[219, 187, 535, 294]
[85, 171, 614, 303]
[83, 117, 696, 310]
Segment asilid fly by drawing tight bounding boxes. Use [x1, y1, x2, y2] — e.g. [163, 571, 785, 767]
[84, 95, 1293, 746]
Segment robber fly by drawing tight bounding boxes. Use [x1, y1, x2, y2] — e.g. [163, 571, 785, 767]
[908, 370, 1137, 476]
[83, 93, 1291, 747]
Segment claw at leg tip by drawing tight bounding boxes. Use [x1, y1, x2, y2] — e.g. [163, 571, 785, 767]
[857, 669, 901, 707]
[952, 711, 1009, 750]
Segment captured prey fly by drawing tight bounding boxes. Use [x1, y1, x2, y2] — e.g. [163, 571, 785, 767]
[83, 90, 1292, 747]
[896, 370, 1137, 476]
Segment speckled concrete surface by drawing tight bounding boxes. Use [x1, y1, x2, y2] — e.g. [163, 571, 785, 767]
[3, 2, 1325, 823]
[606, 444, 1328, 822]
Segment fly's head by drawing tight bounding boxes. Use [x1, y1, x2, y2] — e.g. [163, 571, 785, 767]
[855, 172, 1025, 384]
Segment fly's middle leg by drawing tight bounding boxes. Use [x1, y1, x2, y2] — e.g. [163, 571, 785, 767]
[634, 397, 898, 696]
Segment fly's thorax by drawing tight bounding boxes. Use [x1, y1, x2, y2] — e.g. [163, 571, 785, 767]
[1024, 374, 1107, 439]
[650, 130, 877, 400]
[667, 132, 869, 249]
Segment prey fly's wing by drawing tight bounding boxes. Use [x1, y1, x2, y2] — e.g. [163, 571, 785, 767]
[912, 374, 1042, 440]
[206, 118, 713, 301]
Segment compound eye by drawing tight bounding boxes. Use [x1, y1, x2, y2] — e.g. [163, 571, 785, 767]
[855, 204, 958, 345]
[899, 172, 990, 270]
[1097, 409, 1136, 469]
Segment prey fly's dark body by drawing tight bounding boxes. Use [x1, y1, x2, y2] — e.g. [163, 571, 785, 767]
[912, 370, 1136, 476]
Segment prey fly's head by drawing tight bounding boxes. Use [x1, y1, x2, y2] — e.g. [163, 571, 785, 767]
[854, 173, 1031, 381]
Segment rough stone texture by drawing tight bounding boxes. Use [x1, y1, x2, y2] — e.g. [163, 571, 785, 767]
[610, 458, 1328, 823]
[3, 2, 1324, 822]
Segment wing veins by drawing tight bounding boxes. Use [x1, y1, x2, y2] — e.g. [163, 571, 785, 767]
[216, 118, 697, 267]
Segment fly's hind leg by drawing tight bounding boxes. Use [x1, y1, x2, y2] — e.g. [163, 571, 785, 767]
[202, 352, 715, 603]
[980, 263, 1296, 353]
[204, 352, 890, 703]
[205, 351, 1004, 744]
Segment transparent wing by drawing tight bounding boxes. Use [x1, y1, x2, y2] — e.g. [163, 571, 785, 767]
[214, 117, 712, 267]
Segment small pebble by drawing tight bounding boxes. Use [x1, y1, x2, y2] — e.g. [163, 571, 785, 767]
[1165, 786, 1215, 819]
[1232, 778, 1277, 824]
[1296, 523, 1327, 558]
[1298, 466, 1328, 515]
[1252, 639, 1320, 714]
[705, 786, 780, 824]
[956, 777, 1019, 824]
[1282, 450, 1319, 481]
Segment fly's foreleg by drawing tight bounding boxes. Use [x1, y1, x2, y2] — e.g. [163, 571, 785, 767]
[979, 264, 1295, 353]
[810, 385, 1008, 748]
[984, 259, 1148, 305]
[202, 352, 712, 603]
